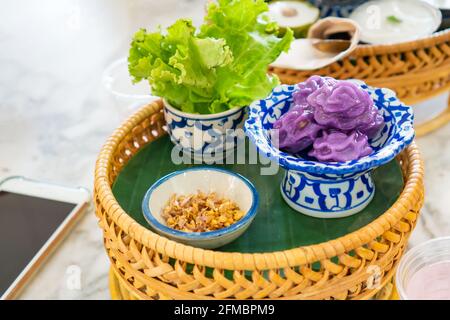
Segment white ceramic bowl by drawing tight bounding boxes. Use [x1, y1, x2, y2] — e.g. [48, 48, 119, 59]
[349, 0, 442, 45]
[141, 167, 259, 249]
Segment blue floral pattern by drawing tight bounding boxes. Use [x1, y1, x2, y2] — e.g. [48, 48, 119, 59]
[281, 170, 374, 216]
[164, 105, 246, 160]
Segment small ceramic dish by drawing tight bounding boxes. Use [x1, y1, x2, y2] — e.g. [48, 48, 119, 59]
[271, 17, 360, 71]
[244, 81, 414, 218]
[141, 167, 259, 249]
[163, 100, 246, 163]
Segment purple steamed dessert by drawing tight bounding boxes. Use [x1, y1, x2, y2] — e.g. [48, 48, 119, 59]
[308, 80, 384, 138]
[271, 76, 385, 162]
[271, 76, 333, 154]
[272, 105, 323, 153]
[292, 75, 337, 107]
[308, 130, 373, 162]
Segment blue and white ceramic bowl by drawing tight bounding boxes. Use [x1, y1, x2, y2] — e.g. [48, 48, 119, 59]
[244, 81, 414, 218]
[163, 100, 246, 163]
[308, 0, 366, 17]
[142, 167, 259, 249]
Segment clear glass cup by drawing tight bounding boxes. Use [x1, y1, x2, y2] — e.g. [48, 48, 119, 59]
[396, 236, 450, 300]
[102, 57, 157, 120]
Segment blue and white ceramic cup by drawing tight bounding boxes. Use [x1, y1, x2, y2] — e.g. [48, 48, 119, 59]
[308, 0, 366, 17]
[163, 100, 246, 162]
[245, 82, 414, 218]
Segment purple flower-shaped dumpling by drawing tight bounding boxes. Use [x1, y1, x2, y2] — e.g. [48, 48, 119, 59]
[308, 81, 384, 138]
[293, 75, 337, 107]
[271, 105, 323, 154]
[308, 130, 373, 162]
[270, 76, 385, 162]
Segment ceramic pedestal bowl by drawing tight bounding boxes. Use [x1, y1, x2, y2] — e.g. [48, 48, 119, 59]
[245, 81, 414, 218]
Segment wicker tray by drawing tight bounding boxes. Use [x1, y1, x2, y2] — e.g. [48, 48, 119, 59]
[94, 100, 424, 300]
[270, 29, 450, 136]
[107, 266, 399, 300]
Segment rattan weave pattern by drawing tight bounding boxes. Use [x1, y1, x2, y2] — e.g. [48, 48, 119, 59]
[94, 100, 424, 300]
[270, 29, 450, 105]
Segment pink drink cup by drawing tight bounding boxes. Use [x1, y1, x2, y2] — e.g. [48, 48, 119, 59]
[396, 237, 450, 300]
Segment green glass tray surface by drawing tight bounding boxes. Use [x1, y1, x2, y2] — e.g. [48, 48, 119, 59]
[112, 136, 404, 253]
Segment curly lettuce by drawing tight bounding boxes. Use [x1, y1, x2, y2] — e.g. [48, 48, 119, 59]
[128, 0, 293, 114]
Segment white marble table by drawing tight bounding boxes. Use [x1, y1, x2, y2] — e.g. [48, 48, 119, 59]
[0, 0, 448, 300]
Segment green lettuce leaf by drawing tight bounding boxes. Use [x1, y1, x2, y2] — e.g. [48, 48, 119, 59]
[128, 0, 293, 114]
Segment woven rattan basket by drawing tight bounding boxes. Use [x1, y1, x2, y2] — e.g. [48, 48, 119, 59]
[270, 29, 450, 135]
[94, 100, 424, 300]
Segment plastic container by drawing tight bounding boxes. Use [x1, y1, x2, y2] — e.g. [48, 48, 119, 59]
[102, 58, 157, 119]
[396, 237, 450, 300]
